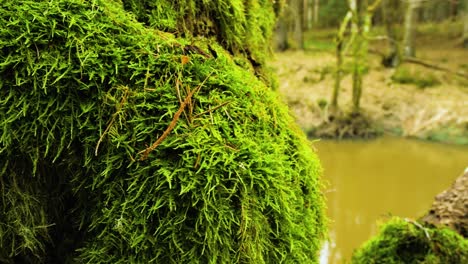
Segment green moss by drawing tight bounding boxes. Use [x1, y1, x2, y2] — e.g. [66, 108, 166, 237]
[0, 0, 325, 263]
[391, 67, 441, 89]
[304, 39, 335, 52]
[425, 126, 468, 145]
[317, 99, 328, 110]
[352, 218, 468, 264]
[121, 0, 276, 66]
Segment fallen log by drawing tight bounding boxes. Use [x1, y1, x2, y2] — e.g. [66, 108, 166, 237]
[421, 168, 468, 237]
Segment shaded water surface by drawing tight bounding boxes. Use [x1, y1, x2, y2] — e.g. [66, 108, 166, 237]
[315, 137, 468, 264]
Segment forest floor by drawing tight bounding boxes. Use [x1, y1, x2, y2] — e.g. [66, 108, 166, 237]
[270, 22, 468, 144]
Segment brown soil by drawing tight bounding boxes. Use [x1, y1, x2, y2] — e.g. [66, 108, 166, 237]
[270, 32, 468, 143]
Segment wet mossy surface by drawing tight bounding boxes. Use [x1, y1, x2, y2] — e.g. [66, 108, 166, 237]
[352, 218, 468, 264]
[0, 0, 325, 263]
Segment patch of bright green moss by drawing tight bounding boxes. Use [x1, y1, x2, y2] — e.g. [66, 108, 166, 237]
[352, 218, 468, 264]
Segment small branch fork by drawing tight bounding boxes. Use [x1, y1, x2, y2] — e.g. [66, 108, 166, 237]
[137, 73, 212, 161]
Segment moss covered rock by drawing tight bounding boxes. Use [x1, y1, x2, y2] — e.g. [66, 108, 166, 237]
[0, 0, 325, 263]
[352, 218, 468, 264]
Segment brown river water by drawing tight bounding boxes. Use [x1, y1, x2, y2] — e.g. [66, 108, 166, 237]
[314, 136, 468, 264]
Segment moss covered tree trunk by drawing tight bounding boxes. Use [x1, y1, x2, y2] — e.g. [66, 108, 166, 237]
[351, 0, 365, 113]
[314, 0, 319, 24]
[350, 0, 367, 114]
[332, 0, 380, 113]
[331, 10, 353, 110]
[350, 0, 380, 113]
[0, 0, 325, 263]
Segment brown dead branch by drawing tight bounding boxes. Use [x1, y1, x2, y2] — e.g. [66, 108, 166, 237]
[368, 48, 468, 79]
[138, 74, 212, 160]
[137, 87, 197, 161]
[403, 57, 468, 79]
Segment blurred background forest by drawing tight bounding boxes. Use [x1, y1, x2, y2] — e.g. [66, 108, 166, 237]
[272, 0, 467, 143]
[269, 0, 468, 263]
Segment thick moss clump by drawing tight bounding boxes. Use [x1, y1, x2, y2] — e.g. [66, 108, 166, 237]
[0, 0, 325, 263]
[121, 0, 276, 53]
[120, 0, 279, 83]
[352, 218, 468, 264]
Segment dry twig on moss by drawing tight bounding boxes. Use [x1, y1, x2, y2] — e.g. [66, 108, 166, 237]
[95, 87, 129, 156]
[138, 74, 211, 160]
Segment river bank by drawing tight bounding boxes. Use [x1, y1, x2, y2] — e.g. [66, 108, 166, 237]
[270, 24, 468, 144]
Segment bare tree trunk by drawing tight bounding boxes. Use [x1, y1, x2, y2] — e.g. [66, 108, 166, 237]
[464, 0, 468, 48]
[275, 12, 289, 51]
[403, 0, 420, 57]
[307, 0, 314, 29]
[381, 0, 401, 67]
[303, 0, 310, 30]
[450, 0, 457, 20]
[292, 0, 304, 49]
[314, 0, 319, 24]
[332, 41, 343, 110]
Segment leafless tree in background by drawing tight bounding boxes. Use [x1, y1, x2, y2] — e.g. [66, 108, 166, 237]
[464, 0, 468, 48]
[381, 0, 402, 67]
[403, 0, 424, 57]
[292, 0, 304, 49]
